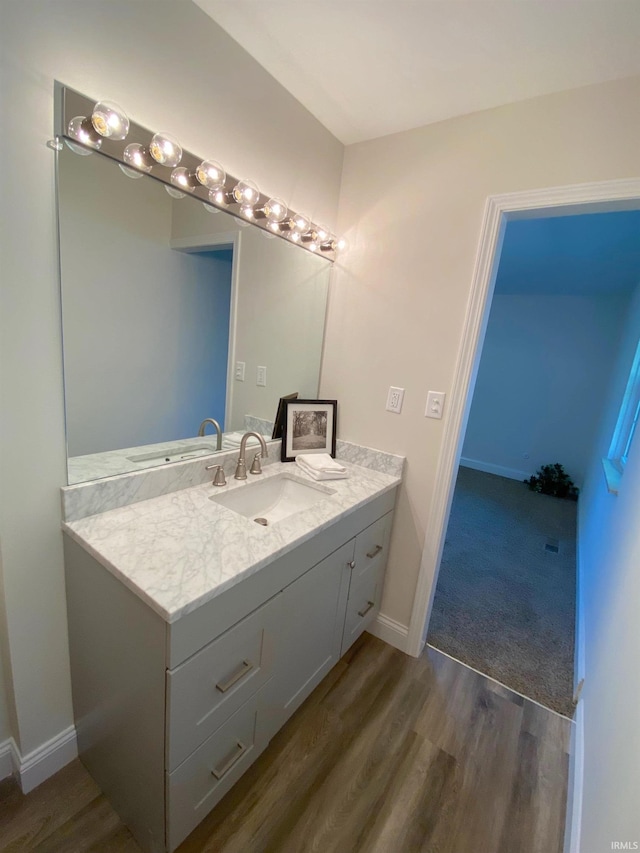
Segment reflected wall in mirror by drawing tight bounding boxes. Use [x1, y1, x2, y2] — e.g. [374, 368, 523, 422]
[57, 146, 331, 484]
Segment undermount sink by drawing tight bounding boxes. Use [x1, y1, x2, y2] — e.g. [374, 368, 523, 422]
[127, 444, 217, 465]
[210, 473, 335, 525]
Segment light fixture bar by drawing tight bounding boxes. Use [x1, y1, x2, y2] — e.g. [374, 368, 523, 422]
[54, 82, 342, 260]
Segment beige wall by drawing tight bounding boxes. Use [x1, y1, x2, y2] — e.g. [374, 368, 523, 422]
[322, 74, 640, 627]
[0, 0, 343, 756]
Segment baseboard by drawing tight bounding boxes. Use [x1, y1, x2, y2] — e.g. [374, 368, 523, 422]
[368, 612, 416, 654]
[0, 739, 13, 781]
[460, 457, 531, 482]
[564, 698, 584, 853]
[11, 725, 77, 793]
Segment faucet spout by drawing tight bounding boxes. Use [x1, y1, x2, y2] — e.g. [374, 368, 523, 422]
[198, 418, 222, 451]
[234, 432, 268, 480]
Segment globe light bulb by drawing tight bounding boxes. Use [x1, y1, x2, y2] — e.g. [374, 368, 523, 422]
[209, 188, 228, 206]
[291, 214, 310, 234]
[196, 159, 226, 191]
[67, 116, 102, 154]
[264, 197, 288, 224]
[240, 205, 255, 220]
[149, 132, 182, 167]
[268, 221, 281, 233]
[123, 143, 153, 173]
[170, 167, 197, 190]
[316, 224, 331, 243]
[165, 185, 186, 199]
[91, 100, 129, 140]
[289, 231, 301, 243]
[334, 236, 348, 253]
[232, 179, 260, 205]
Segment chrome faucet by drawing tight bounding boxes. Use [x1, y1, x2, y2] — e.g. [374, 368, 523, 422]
[234, 432, 268, 480]
[198, 418, 222, 451]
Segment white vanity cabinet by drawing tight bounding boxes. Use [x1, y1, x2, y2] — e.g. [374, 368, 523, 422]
[63, 487, 396, 852]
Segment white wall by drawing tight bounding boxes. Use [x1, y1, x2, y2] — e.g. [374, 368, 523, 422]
[0, 0, 342, 761]
[59, 147, 232, 456]
[462, 292, 629, 486]
[322, 74, 640, 629]
[577, 282, 640, 850]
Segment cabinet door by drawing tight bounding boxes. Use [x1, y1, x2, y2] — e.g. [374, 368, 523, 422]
[272, 539, 353, 729]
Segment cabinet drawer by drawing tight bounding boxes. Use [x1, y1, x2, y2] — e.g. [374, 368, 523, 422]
[166, 593, 281, 771]
[352, 512, 392, 585]
[166, 688, 270, 851]
[342, 561, 385, 655]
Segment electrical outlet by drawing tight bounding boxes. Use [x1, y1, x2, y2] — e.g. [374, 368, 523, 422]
[386, 386, 405, 414]
[235, 361, 245, 381]
[256, 366, 267, 387]
[425, 391, 445, 419]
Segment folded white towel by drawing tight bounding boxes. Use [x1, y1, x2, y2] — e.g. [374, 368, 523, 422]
[295, 453, 346, 473]
[296, 454, 349, 481]
[222, 432, 267, 448]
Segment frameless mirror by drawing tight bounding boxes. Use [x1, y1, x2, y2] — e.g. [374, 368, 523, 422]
[57, 145, 331, 484]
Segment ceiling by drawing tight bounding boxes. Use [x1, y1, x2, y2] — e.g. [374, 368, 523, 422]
[494, 210, 640, 296]
[194, 0, 640, 145]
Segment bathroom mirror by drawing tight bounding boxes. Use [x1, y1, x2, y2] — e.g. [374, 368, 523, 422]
[57, 145, 331, 484]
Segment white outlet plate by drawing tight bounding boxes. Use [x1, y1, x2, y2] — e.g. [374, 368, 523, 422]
[386, 386, 405, 414]
[257, 366, 267, 387]
[425, 390, 445, 419]
[235, 361, 245, 381]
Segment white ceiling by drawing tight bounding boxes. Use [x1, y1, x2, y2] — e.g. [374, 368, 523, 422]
[194, 0, 640, 145]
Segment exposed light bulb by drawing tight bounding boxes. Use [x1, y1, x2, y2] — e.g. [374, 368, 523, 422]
[67, 116, 102, 154]
[91, 100, 129, 140]
[170, 167, 198, 190]
[267, 221, 281, 233]
[209, 188, 229, 206]
[123, 143, 153, 173]
[316, 224, 331, 243]
[196, 159, 226, 191]
[232, 179, 260, 205]
[334, 236, 348, 253]
[118, 164, 143, 179]
[291, 214, 310, 234]
[149, 132, 182, 167]
[264, 197, 288, 224]
[240, 205, 255, 220]
[289, 231, 301, 243]
[307, 241, 318, 252]
[165, 185, 186, 199]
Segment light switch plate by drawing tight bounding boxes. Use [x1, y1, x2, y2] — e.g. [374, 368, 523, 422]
[386, 386, 405, 414]
[425, 391, 445, 419]
[257, 366, 267, 387]
[235, 361, 245, 381]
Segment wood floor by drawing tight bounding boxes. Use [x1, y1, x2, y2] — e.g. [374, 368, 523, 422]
[0, 635, 571, 853]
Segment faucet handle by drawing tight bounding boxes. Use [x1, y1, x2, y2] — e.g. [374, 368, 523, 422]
[249, 452, 263, 475]
[206, 464, 227, 486]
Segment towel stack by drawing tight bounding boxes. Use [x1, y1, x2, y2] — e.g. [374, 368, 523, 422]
[295, 453, 348, 481]
[221, 432, 268, 450]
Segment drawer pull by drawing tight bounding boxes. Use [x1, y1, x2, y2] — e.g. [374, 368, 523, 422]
[366, 544, 383, 559]
[211, 740, 247, 780]
[358, 600, 375, 618]
[215, 660, 254, 693]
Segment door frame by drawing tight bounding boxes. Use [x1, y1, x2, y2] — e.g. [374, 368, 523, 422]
[406, 176, 640, 658]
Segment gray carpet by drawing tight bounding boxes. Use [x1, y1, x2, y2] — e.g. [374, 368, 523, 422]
[427, 466, 576, 717]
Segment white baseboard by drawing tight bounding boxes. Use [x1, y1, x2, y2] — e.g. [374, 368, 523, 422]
[368, 612, 416, 654]
[10, 725, 77, 793]
[0, 739, 13, 781]
[460, 457, 531, 482]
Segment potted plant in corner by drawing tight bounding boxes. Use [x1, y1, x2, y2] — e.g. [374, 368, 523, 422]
[525, 463, 579, 500]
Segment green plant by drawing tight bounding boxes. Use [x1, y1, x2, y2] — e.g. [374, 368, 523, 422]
[525, 463, 579, 500]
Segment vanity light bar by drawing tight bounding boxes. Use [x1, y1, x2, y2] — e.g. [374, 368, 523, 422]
[53, 83, 345, 260]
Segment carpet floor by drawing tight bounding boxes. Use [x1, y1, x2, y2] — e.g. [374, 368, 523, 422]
[427, 466, 577, 717]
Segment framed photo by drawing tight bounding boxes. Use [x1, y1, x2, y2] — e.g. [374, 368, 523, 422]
[281, 399, 337, 462]
[272, 392, 299, 440]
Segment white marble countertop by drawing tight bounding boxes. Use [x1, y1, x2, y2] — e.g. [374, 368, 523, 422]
[63, 459, 401, 624]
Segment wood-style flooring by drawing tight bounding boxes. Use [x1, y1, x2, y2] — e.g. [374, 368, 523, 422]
[0, 635, 571, 853]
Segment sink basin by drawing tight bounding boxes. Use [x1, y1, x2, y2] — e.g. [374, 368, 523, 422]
[210, 473, 335, 524]
[127, 444, 217, 465]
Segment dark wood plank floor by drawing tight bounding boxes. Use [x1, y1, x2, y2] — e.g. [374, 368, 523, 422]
[0, 635, 571, 853]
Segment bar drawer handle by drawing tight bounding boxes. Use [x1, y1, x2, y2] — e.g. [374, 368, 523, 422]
[366, 544, 383, 559]
[211, 740, 247, 780]
[358, 600, 375, 618]
[215, 660, 254, 693]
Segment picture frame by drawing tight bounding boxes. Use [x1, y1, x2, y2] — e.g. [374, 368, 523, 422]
[281, 399, 337, 462]
[272, 392, 299, 440]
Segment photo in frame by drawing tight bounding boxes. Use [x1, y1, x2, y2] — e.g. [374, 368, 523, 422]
[281, 399, 337, 462]
[272, 392, 299, 440]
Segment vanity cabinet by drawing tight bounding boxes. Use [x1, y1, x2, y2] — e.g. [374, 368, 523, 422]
[63, 487, 396, 852]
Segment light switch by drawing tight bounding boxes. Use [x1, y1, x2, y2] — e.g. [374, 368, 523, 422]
[257, 366, 267, 387]
[425, 391, 445, 419]
[235, 361, 245, 381]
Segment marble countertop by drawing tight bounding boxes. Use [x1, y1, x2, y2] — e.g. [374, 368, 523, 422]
[63, 459, 401, 624]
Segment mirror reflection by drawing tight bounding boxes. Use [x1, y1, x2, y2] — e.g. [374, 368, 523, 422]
[57, 146, 331, 484]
